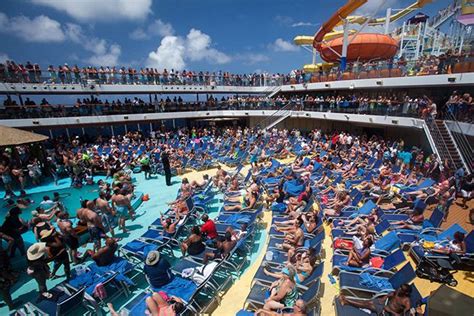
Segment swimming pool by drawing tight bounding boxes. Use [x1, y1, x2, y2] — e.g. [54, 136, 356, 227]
[1, 183, 103, 245]
[5, 185, 102, 219]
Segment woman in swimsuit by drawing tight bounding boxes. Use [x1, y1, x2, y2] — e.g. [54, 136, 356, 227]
[180, 226, 205, 256]
[263, 266, 298, 311]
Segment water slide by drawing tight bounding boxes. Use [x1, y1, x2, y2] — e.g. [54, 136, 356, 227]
[337, 0, 433, 27]
[312, 0, 433, 49]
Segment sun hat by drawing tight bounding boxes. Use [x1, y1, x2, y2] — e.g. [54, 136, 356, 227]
[40, 228, 55, 240]
[27, 242, 47, 261]
[145, 250, 161, 266]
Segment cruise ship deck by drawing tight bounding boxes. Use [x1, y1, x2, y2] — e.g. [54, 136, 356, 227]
[1, 0, 474, 315]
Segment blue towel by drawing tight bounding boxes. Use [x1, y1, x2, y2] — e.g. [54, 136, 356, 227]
[236, 310, 254, 316]
[374, 231, 400, 252]
[125, 241, 156, 255]
[88, 257, 134, 285]
[152, 276, 197, 302]
[68, 270, 109, 295]
[222, 213, 252, 228]
[359, 272, 394, 291]
[285, 183, 305, 197]
[271, 203, 287, 213]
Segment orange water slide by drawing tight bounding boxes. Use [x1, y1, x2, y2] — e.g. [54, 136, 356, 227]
[312, 0, 367, 50]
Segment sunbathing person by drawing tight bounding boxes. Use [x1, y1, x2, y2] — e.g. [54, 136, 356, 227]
[313, 171, 330, 189]
[323, 190, 351, 217]
[275, 218, 305, 253]
[180, 226, 206, 256]
[286, 185, 312, 215]
[262, 266, 298, 311]
[340, 214, 377, 236]
[391, 206, 424, 230]
[191, 174, 209, 190]
[145, 292, 185, 316]
[264, 248, 317, 284]
[347, 237, 373, 267]
[265, 179, 286, 206]
[160, 214, 178, 238]
[404, 178, 452, 201]
[88, 238, 118, 267]
[339, 283, 412, 316]
[431, 231, 466, 254]
[224, 183, 259, 212]
[202, 232, 236, 264]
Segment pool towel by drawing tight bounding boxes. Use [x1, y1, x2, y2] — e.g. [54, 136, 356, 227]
[88, 257, 134, 286]
[359, 272, 393, 291]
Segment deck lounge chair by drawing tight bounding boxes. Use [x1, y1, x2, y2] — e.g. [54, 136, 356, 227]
[339, 263, 416, 299]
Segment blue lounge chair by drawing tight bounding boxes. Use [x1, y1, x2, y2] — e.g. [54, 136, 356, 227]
[331, 248, 406, 276]
[339, 263, 416, 299]
[245, 275, 321, 310]
[19, 285, 86, 316]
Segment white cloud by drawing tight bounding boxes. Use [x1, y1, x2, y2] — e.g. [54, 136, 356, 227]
[147, 28, 231, 70]
[147, 36, 186, 70]
[291, 22, 318, 27]
[0, 12, 121, 65]
[186, 29, 231, 64]
[0, 12, 65, 42]
[130, 19, 175, 40]
[0, 53, 9, 63]
[64, 23, 121, 66]
[31, 0, 152, 22]
[270, 38, 299, 52]
[87, 44, 121, 66]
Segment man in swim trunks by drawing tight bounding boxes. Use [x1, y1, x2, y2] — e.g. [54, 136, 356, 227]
[339, 283, 412, 316]
[77, 200, 107, 251]
[111, 188, 133, 234]
[56, 211, 80, 264]
[96, 191, 116, 237]
[202, 231, 236, 264]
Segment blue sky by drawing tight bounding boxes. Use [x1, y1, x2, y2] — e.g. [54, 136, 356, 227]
[0, 0, 451, 74]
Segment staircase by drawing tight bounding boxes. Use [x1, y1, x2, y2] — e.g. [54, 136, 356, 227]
[257, 103, 293, 131]
[264, 85, 281, 98]
[425, 118, 471, 173]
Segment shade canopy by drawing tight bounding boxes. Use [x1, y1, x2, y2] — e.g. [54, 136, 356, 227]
[427, 285, 474, 316]
[0, 125, 48, 146]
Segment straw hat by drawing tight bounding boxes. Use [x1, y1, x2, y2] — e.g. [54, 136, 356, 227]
[40, 228, 55, 240]
[27, 242, 47, 261]
[145, 251, 161, 266]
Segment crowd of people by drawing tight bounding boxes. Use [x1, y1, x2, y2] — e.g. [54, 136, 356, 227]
[0, 125, 472, 314]
[2, 89, 472, 122]
[1, 51, 472, 88]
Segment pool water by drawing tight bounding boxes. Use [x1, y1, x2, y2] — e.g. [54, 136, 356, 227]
[1, 182, 106, 246]
[2, 185, 101, 221]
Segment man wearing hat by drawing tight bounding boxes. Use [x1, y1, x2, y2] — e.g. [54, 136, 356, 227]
[27, 242, 51, 299]
[40, 228, 71, 280]
[144, 250, 173, 288]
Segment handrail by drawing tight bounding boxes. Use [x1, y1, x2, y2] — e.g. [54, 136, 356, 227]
[256, 103, 294, 130]
[425, 118, 456, 169]
[444, 112, 473, 173]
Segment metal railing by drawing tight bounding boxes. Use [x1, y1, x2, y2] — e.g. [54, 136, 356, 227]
[256, 103, 294, 130]
[445, 112, 473, 173]
[425, 117, 457, 170]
